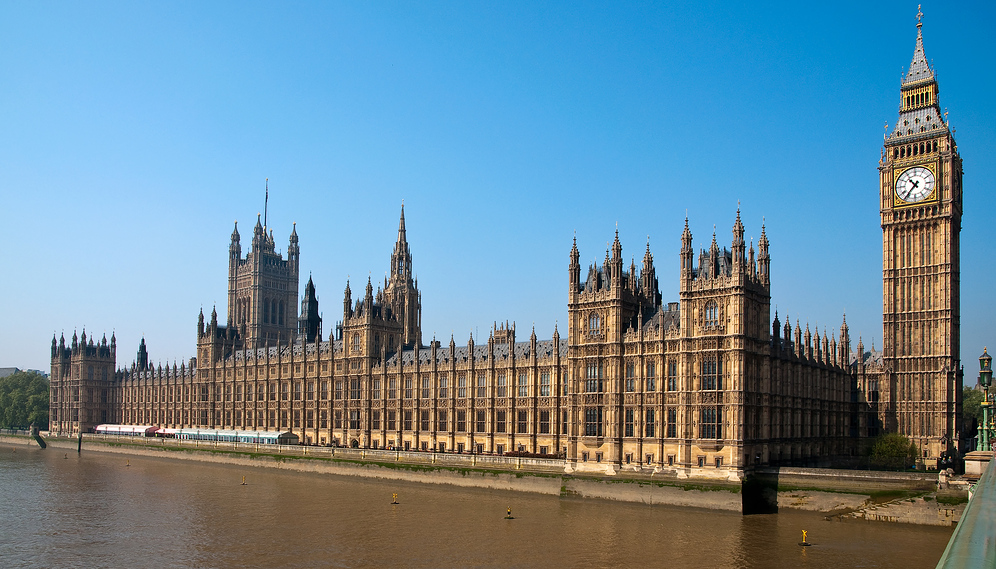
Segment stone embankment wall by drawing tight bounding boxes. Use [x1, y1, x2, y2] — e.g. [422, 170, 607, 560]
[758, 466, 937, 493]
[3, 435, 963, 523]
[3, 435, 744, 511]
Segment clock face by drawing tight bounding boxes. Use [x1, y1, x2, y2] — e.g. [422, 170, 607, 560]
[895, 166, 935, 203]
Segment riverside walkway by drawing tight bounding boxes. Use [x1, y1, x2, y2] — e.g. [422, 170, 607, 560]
[934, 457, 996, 568]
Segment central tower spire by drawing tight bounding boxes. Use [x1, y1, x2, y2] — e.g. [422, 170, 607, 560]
[391, 203, 412, 280]
[383, 202, 421, 348]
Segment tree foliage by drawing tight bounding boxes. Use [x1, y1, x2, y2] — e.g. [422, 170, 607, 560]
[0, 371, 49, 429]
[869, 433, 918, 470]
[963, 386, 985, 428]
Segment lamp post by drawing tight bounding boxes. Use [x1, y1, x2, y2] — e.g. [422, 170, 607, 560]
[979, 348, 993, 452]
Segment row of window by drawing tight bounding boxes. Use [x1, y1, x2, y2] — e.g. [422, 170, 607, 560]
[118, 405, 726, 441]
[895, 228, 934, 270]
[591, 407, 722, 439]
[893, 139, 937, 159]
[903, 90, 931, 109]
[67, 365, 109, 381]
[589, 357, 723, 392]
[351, 332, 397, 355]
[120, 356, 726, 405]
[235, 297, 286, 327]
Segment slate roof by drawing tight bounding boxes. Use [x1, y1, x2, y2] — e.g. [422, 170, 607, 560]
[889, 105, 946, 141]
[850, 348, 884, 367]
[902, 26, 934, 86]
[641, 304, 680, 333]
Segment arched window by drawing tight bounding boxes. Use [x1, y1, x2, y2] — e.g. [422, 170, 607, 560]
[352, 333, 361, 353]
[263, 299, 270, 324]
[588, 312, 601, 333]
[704, 301, 719, 327]
[278, 301, 285, 326]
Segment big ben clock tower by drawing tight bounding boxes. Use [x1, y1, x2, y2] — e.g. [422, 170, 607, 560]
[880, 8, 963, 464]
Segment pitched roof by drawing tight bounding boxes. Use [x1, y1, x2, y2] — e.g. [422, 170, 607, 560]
[902, 25, 934, 87]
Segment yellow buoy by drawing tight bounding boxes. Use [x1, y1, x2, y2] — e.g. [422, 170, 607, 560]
[391, 493, 399, 504]
[241, 476, 247, 485]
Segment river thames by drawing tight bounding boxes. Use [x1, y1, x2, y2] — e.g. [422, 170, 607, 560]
[1, 446, 954, 568]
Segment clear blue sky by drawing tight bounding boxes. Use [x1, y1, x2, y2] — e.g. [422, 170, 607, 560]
[1, 2, 993, 376]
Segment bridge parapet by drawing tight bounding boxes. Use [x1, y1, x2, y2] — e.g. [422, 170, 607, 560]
[934, 456, 996, 568]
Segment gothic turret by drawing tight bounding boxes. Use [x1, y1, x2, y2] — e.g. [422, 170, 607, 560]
[732, 208, 745, 272]
[136, 337, 149, 370]
[839, 314, 850, 367]
[288, 222, 300, 273]
[230, 221, 241, 257]
[772, 310, 781, 351]
[757, 223, 770, 285]
[343, 280, 352, 319]
[252, 213, 265, 250]
[569, 235, 581, 295]
[680, 217, 693, 280]
[610, 229, 623, 287]
[708, 230, 720, 278]
[383, 204, 422, 349]
[641, 240, 661, 307]
[298, 275, 321, 343]
[748, 239, 756, 278]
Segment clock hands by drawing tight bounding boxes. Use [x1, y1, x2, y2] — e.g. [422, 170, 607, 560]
[899, 178, 921, 201]
[896, 168, 934, 203]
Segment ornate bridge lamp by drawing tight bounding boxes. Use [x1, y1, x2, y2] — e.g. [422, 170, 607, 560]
[979, 348, 993, 452]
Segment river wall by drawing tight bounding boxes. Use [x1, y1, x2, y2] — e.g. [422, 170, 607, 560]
[2, 434, 961, 523]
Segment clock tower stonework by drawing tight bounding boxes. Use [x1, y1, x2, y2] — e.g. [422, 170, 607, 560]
[879, 11, 963, 461]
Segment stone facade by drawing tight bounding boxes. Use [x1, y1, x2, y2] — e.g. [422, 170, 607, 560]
[48, 205, 856, 480]
[48, 16, 961, 478]
[49, 330, 120, 433]
[855, 15, 964, 467]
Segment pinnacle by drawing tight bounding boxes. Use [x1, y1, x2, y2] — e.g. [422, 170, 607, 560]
[903, 11, 934, 86]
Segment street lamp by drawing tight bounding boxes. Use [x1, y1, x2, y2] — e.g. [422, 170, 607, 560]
[979, 347, 993, 452]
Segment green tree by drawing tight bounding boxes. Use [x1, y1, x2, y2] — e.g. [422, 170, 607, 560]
[0, 371, 49, 429]
[963, 386, 984, 438]
[869, 433, 918, 470]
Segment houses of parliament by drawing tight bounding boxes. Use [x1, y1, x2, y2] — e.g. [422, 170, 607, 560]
[48, 15, 964, 477]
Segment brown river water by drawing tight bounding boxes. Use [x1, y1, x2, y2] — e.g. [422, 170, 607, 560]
[0, 446, 954, 568]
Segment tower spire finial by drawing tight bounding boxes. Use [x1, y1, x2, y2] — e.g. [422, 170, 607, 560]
[264, 178, 269, 229]
[917, 4, 923, 28]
